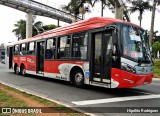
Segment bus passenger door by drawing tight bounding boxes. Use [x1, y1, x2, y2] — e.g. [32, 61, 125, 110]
[9, 47, 13, 69]
[36, 41, 45, 73]
[91, 31, 113, 84]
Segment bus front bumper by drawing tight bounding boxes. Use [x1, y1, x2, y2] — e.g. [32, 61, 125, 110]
[111, 68, 153, 88]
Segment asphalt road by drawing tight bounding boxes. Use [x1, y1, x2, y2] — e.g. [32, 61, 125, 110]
[0, 63, 160, 116]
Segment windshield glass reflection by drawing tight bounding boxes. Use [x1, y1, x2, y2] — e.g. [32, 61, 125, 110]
[123, 25, 151, 63]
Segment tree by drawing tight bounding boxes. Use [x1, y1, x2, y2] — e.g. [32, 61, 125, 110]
[32, 21, 43, 37]
[12, 19, 26, 40]
[91, 0, 112, 17]
[12, 19, 43, 40]
[61, 0, 91, 21]
[126, 0, 152, 26]
[152, 41, 160, 54]
[149, 0, 160, 46]
[12, 19, 57, 40]
[42, 24, 57, 31]
[62, 0, 82, 21]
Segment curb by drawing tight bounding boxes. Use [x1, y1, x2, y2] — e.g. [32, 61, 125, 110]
[0, 81, 96, 116]
[153, 78, 160, 81]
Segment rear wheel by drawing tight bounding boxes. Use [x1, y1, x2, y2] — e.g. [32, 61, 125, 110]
[21, 65, 26, 76]
[15, 66, 20, 75]
[72, 69, 84, 88]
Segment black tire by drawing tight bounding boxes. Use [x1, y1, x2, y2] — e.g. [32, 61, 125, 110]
[14, 66, 16, 74]
[72, 69, 84, 88]
[15, 66, 20, 75]
[21, 65, 26, 76]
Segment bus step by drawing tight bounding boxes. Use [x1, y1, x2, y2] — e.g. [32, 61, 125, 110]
[38, 71, 44, 74]
[90, 81, 111, 88]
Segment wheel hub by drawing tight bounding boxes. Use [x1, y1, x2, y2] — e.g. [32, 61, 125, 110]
[16, 67, 19, 74]
[75, 73, 83, 83]
[22, 69, 26, 75]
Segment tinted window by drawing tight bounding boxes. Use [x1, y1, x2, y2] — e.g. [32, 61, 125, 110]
[14, 45, 19, 55]
[58, 36, 70, 59]
[28, 42, 35, 55]
[20, 43, 27, 55]
[72, 32, 88, 60]
[45, 38, 56, 59]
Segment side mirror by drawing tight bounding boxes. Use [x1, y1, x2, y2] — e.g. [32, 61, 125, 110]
[112, 32, 118, 45]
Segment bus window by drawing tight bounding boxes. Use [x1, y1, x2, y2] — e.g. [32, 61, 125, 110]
[14, 45, 19, 55]
[58, 36, 70, 59]
[20, 43, 27, 55]
[72, 32, 88, 60]
[45, 38, 56, 59]
[28, 42, 35, 55]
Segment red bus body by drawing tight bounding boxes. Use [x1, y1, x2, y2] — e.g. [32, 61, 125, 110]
[7, 17, 153, 88]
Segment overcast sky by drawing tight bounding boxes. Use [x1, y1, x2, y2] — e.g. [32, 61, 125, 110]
[0, 0, 160, 44]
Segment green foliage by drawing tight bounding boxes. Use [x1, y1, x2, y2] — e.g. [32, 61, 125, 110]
[152, 41, 160, 54]
[61, 0, 113, 18]
[0, 90, 27, 107]
[12, 19, 57, 40]
[12, 19, 26, 40]
[32, 21, 43, 37]
[61, 0, 81, 18]
[153, 59, 160, 76]
[42, 24, 57, 31]
[61, 0, 92, 19]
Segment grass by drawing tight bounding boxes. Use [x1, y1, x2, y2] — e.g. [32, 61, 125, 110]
[6, 87, 56, 106]
[0, 89, 33, 116]
[153, 59, 160, 78]
[0, 84, 85, 116]
[0, 89, 27, 107]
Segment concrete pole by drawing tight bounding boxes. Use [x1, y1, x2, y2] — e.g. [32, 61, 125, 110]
[149, 0, 157, 46]
[115, 5, 123, 20]
[26, 12, 33, 39]
[57, 19, 60, 27]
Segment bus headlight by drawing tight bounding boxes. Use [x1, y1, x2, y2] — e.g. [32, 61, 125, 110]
[121, 63, 136, 74]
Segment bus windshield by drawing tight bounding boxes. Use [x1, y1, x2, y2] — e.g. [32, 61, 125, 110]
[123, 25, 151, 63]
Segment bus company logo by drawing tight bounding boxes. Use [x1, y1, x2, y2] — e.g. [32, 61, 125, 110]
[27, 58, 34, 63]
[20, 57, 26, 61]
[13, 57, 18, 60]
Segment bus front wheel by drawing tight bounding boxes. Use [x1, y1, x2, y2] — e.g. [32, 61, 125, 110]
[73, 70, 84, 88]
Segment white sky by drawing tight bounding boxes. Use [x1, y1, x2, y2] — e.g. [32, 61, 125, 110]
[0, 0, 160, 44]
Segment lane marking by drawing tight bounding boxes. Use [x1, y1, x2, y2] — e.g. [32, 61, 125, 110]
[153, 78, 160, 81]
[72, 94, 160, 105]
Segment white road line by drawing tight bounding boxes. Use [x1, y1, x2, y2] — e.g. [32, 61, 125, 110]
[153, 78, 160, 81]
[72, 94, 160, 105]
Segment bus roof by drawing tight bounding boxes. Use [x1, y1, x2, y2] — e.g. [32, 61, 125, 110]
[13, 17, 140, 45]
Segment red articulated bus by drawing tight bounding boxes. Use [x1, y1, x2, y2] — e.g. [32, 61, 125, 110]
[7, 17, 153, 88]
